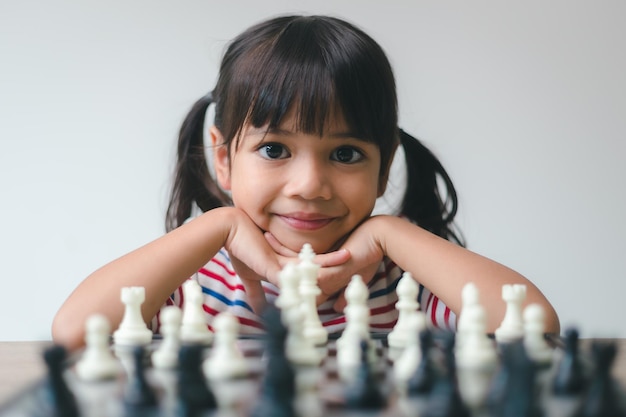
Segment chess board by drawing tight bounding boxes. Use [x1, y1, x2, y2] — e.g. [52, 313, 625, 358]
[1, 331, 625, 417]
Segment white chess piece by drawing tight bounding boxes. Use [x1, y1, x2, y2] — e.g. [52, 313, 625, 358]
[283, 304, 323, 366]
[203, 311, 247, 380]
[392, 312, 428, 383]
[455, 304, 498, 409]
[336, 275, 376, 381]
[456, 282, 481, 350]
[388, 272, 420, 350]
[112, 286, 152, 346]
[297, 244, 328, 345]
[494, 284, 527, 343]
[523, 303, 553, 365]
[151, 306, 182, 369]
[180, 280, 213, 345]
[76, 314, 120, 380]
[456, 305, 497, 368]
[275, 262, 301, 311]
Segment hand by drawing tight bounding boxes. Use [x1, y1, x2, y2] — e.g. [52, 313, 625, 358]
[316, 217, 386, 311]
[265, 218, 386, 312]
[222, 209, 286, 313]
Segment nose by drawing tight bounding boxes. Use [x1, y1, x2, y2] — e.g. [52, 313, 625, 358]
[284, 157, 332, 200]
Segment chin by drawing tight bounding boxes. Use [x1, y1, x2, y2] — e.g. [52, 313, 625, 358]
[280, 235, 335, 255]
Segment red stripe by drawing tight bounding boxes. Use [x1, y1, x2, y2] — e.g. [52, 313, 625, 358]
[198, 269, 246, 292]
[370, 303, 395, 316]
[208, 257, 236, 276]
[178, 286, 184, 307]
[371, 321, 397, 329]
[430, 296, 439, 328]
[263, 287, 279, 296]
[202, 304, 264, 331]
[444, 306, 451, 329]
[425, 292, 434, 312]
[323, 316, 347, 327]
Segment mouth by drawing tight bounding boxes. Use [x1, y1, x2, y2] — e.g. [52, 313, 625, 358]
[276, 213, 336, 231]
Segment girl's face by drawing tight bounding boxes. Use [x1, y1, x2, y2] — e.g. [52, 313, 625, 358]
[211, 111, 383, 254]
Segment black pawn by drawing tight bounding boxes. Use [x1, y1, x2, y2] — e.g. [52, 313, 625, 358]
[407, 328, 437, 396]
[123, 345, 158, 413]
[177, 344, 217, 417]
[42, 344, 79, 417]
[553, 327, 588, 395]
[344, 339, 387, 410]
[487, 340, 543, 417]
[250, 306, 296, 417]
[423, 331, 470, 417]
[574, 341, 625, 417]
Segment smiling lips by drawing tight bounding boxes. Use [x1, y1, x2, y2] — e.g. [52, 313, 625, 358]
[278, 213, 335, 231]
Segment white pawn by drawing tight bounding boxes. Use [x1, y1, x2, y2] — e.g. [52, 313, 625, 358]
[180, 280, 213, 345]
[523, 303, 553, 365]
[456, 305, 498, 409]
[203, 311, 247, 380]
[388, 272, 420, 350]
[494, 284, 527, 343]
[337, 305, 372, 382]
[297, 244, 327, 345]
[151, 306, 182, 369]
[337, 275, 376, 381]
[112, 286, 152, 346]
[275, 262, 301, 311]
[456, 282, 481, 350]
[76, 314, 120, 381]
[456, 305, 497, 369]
[392, 312, 428, 383]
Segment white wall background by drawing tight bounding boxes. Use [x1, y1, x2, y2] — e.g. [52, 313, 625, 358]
[1, 1, 624, 340]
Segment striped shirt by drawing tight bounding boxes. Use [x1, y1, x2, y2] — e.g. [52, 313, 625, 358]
[151, 248, 456, 335]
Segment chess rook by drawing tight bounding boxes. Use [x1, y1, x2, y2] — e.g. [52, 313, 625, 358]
[112, 286, 152, 346]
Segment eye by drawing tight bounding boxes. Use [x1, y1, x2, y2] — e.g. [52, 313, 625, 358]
[258, 143, 289, 159]
[332, 146, 364, 164]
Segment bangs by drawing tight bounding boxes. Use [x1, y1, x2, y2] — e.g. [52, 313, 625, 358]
[214, 15, 398, 168]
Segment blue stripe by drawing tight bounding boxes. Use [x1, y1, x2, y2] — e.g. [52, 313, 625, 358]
[218, 248, 231, 261]
[201, 286, 254, 312]
[369, 275, 402, 299]
[417, 283, 425, 303]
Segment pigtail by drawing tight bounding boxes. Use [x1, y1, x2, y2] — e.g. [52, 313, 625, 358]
[399, 129, 465, 247]
[165, 93, 232, 232]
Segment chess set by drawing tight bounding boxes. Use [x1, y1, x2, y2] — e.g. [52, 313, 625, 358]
[1, 249, 625, 417]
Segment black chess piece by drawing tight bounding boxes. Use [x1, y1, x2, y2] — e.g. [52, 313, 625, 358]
[343, 339, 387, 410]
[123, 345, 158, 414]
[553, 327, 588, 395]
[42, 344, 80, 417]
[407, 328, 437, 396]
[176, 344, 217, 417]
[573, 341, 626, 417]
[250, 305, 296, 417]
[422, 331, 471, 417]
[486, 339, 543, 417]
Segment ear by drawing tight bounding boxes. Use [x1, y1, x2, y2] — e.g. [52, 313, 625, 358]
[377, 143, 399, 197]
[210, 125, 231, 190]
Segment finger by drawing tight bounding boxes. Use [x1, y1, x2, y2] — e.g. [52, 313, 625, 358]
[264, 232, 298, 256]
[241, 279, 268, 314]
[314, 249, 351, 267]
[333, 289, 347, 313]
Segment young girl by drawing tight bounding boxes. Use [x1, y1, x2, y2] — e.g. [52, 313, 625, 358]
[52, 14, 559, 350]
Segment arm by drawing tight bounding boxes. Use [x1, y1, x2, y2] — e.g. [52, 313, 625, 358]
[317, 215, 560, 334]
[52, 207, 282, 350]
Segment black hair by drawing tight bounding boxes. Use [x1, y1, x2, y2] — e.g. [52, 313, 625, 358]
[166, 15, 464, 247]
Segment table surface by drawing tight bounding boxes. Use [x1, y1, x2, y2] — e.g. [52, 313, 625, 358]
[0, 339, 625, 406]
